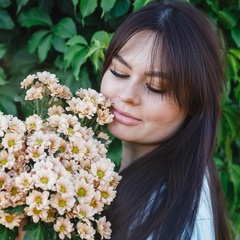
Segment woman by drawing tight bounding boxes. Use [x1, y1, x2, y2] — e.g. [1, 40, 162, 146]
[100, 0, 231, 239]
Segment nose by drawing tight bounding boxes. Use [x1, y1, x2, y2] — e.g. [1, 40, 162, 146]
[119, 81, 140, 105]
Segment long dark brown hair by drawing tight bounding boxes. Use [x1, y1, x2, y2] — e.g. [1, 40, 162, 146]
[102, 1, 230, 239]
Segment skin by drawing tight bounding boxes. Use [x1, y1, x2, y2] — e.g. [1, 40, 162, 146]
[101, 30, 187, 171]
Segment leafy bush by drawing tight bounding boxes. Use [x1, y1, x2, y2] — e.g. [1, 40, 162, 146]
[0, 0, 239, 238]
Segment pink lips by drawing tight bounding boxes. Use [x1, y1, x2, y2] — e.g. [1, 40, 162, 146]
[112, 108, 141, 126]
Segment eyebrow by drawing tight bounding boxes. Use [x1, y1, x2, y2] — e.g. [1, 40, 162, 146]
[114, 54, 168, 79]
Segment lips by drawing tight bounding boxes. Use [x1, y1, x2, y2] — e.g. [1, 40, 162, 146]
[112, 108, 141, 126]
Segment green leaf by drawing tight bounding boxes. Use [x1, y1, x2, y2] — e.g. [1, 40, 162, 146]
[66, 35, 88, 46]
[5, 205, 26, 214]
[231, 28, 240, 48]
[133, 0, 153, 11]
[23, 221, 48, 240]
[0, 224, 16, 240]
[111, 0, 131, 17]
[0, 0, 11, 8]
[0, 10, 15, 29]
[80, 0, 98, 19]
[101, 0, 116, 15]
[16, 0, 29, 14]
[38, 33, 53, 62]
[52, 17, 77, 39]
[206, 0, 219, 13]
[229, 164, 240, 207]
[52, 36, 66, 53]
[0, 67, 7, 86]
[28, 30, 51, 53]
[72, 48, 88, 80]
[72, 0, 78, 14]
[18, 7, 52, 27]
[217, 8, 238, 30]
[0, 43, 7, 59]
[0, 95, 17, 115]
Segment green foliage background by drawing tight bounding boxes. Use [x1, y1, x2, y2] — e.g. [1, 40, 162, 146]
[0, 0, 239, 238]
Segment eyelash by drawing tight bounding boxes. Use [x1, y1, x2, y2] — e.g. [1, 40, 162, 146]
[110, 69, 167, 94]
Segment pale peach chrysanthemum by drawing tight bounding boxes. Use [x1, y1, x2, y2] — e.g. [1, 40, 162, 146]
[20, 74, 35, 89]
[26, 190, 50, 210]
[8, 116, 26, 135]
[97, 132, 111, 145]
[97, 108, 114, 125]
[43, 207, 57, 223]
[0, 115, 9, 137]
[5, 181, 26, 205]
[56, 177, 74, 197]
[75, 169, 95, 184]
[68, 139, 86, 160]
[33, 159, 53, 171]
[26, 146, 46, 161]
[94, 140, 108, 157]
[109, 171, 122, 188]
[25, 114, 43, 132]
[53, 165, 72, 180]
[77, 100, 97, 119]
[65, 97, 82, 114]
[82, 139, 98, 159]
[73, 203, 96, 220]
[15, 172, 34, 191]
[97, 185, 116, 205]
[0, 171, 10, 190]
[54, 217, 74, 240]
[25, 86, 43, 100]
[76, 88, 105, 106]
[27, 131, 50, 149]
[0, 211, 24, 229]
[50, 193, 75, 215]
[48, 105, 65, 116]
[47, 115, 63, 129]
[60, 85, 73, 99]
[89, 191, 104, 214]
[37, 71, 59, 85]
[77, 221, 96, 240]
[62, 159, 79, 174]
[24, 206, 48, 223]
[0, 192, 9, 208]
[48, 83, 72, 99]
[32, 168, 58, 191]
[74, 178, 95, 204]
[56, 139, 70, 159]
[90, 158, 115, 183]
[0, 150, 15, 170]
[96, 216, 112, 239]
[1, 132, 23, 153]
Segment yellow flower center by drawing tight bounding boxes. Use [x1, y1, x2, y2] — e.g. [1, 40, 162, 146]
[0, 159, 7, 165]
[86, 149, 89, 154]
[36, 197, 42, 204]
[36, 139, 43, 144]
[11, 187, 18, 195]
[97, 170, 104, 179]
[66, 167, 72, 172]
[80, 211, 86, 217]
[101, 192, 109, 198]
[60, 225, 66, 232]
[91, 201, 96, 208]
[59, 146, 65, 152]
[60, 186, 66, 193]
[30, 123, 36, 129]
[6, 216, 13, 222]
[24, 180, 29, 186]
[59, 200, 66, 207]
[33, 208, 40, 214]
[68, 128, 74, 135]
[33, 153, 39, 158]
[72, 147, 79, 154]
[78, 188, 86, 197]
[8, 140, 15, 147]
[0, 181, 4, 187]
[40, 177, 48, 184]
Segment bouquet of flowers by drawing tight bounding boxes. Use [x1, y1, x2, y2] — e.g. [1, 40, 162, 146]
[0, 71, 121, 240]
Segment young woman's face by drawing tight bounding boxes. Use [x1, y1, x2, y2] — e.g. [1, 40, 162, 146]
[101, 30, 187, 149]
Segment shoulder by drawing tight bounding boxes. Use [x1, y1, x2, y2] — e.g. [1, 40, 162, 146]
[190, 176, 215, 240]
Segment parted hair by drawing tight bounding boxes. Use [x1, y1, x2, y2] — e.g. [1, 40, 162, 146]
[102, 1, 230, 239]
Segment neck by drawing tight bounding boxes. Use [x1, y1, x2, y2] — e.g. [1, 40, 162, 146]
[119, 141, 158, 172]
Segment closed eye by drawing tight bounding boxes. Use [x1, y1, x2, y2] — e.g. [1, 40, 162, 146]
[146, 83, 167, 94]
[110, 69, 129, 78]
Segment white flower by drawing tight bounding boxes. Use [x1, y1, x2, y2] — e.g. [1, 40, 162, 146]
[25, 86, 43, 100]
[25, 114, 43, 132]
[26, 190, 50, 210]
[77, 221, 96, 240]
[21, 74, 35, 89]
[96, 216, 112, 239]
[37, 71, 59, 85]
[1, 133, 23, 153]
[0, 150, 15, 170]
[54, 217, 74, 240]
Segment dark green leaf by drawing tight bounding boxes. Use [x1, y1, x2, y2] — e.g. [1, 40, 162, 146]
[111, 0, 131, 17]
[0, 10, 15, 29]
[206, 0, 219, 13]
[66, 35, 88, 46]
[28, 30, 51, 53]
[0, 95, 17, 115]
[18, 7, 52, 27]
[101, 0, 116, 15]
[16, 0, 29, 14]
[52, 36, 66, 53]
[64, 45, 87, 68]
[5, 205, 26, 214]
[133, 0, 153, 11]
[38, 33, 53, 62]
[80, 0, 98, 18]
[52, 17, 77, 39]
[72, 0, 78, 14]
[0, 43, 7, 59]
[0, 0, 11, 8]
[72, 47, 88, 80]
[229, 164, 240, 207]
[0, 67, 7, 85]
[217, 8, 237, 30]
[23, 221, 48, 240]
[0, 224, 16, 240]
[231, 28, 240, 48]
